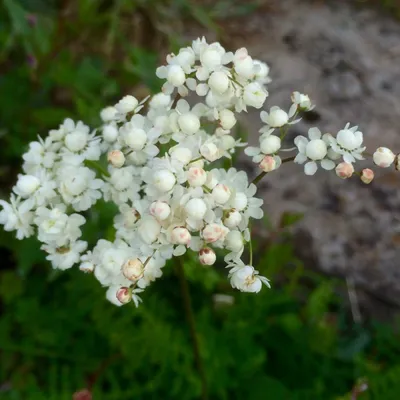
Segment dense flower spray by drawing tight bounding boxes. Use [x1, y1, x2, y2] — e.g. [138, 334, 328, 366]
[1, 37, 398, 306]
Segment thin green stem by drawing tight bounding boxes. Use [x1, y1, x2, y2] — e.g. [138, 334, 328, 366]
[249, 230, 253, 266]
[176, 258, 208, 400]
[251, 156, 295, 185]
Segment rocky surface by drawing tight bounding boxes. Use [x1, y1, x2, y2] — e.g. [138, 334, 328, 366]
[201, 0, 400, 317]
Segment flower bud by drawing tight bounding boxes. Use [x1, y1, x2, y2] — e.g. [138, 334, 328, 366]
[116, 287, 132, 304]
[208, 71, 230, 94]
[187, 167, 207, 187]
[16, 175, 40, 196]
[265, 109, 289, 128]
[223, 209, 242, 229]
[115, 95, 138, 114]
[138, 216, 161, 244]
[122, 259, 144, 281]
[102, 124, 118, 142]
[178, 113, 201, 135]
[150, 200, 171, 221]
[202, 223, 227, 243]
[200, 143, 220, 162]
[185, 198, 207, 220]
[259, 155, 276, 172]
[219, 109, 236, 130]
[199, 247, 216, 266]
[107, 150, 125, 168]
[361, 168, 374, 184]
[306, 140, 327, 160]
[65, 131, 87, 152]
[260, 135, 281, 154]
[335, 162, 354, 179]
[201, 48, 222, 69]
[124, 128, 147, 150]
[212, 184, 231, 204]
[170, 147, 192, 165]
[100, 107, 117, 122]
[171, 227, 191, 245]
[153, 170, 176, 192]
[373, 147, 395, 168]
[224, 231, 244, 253]
[150, 93, 171, 109]
[167, 65, 186, 86]
[231, 192, 248, 211]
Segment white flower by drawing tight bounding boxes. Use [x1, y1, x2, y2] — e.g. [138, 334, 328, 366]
[208, 71, 230, 94]
[291, 91, 314, 111]
[229, 264, 269, 293]
[200, 142, 220, 162]
[170, 147, 193, 165]
[373, 147, 395, 168]
[294, 127, 335, 175]
[153, 169, 176, 192]
[212, 184, 231, 204]
[219, 109, 236, 131]
[178, 113, 201, 135]
[15, 175, 40, 197]
[328, 123, 365, 163]
[242, 82, 267, 109]
[138, 216, 161, 244]
[224, 230, 244, 253]
[115, 95, 139, 114]
[100, 106, 118, 122]
[185, 198, 207, 220]
[260, 135, 281, 155]
[261, 107, 289, 128]
[41, 240, 87, 270]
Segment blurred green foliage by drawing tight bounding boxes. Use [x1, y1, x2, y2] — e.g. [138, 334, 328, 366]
[1, 1, 400, 399]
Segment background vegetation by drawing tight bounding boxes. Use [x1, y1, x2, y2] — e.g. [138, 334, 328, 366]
[1, 1, 400, 399]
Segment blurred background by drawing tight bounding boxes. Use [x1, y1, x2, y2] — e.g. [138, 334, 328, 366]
[1, 0, 400, 399]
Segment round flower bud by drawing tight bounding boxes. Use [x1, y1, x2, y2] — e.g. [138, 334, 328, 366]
[185, 198, 207, 220]
[265, 109, 289, 128]
[124, 128, 147, 150]
[102, 124, 118, 142]
[171, 227, 191, 245]
[100, 106, 118, 122]
[107, 150, 125, 168]
[259, 155, 276, 172]
[115, 95, 138, 114]
[231, 192, 248, 211]
[373, 147, 395, 168]
[361, 168, 374, 184]
[178, 113, 200, 135]
[116, 287, 132, 304]
[306, 139, 327, 161]
[208, 71, 230, 94]
[138, 216, 161, 244]
[212, 184, 231, 204]
[201, 48, 222, 69]
[199, 247, 216, 266]
[65, 131, 87, 152]
[243, 82, 267, 109]
[260, 135, 281, 155]
[167, 65, 186, 86]
[153, 170, 176, 192]
[122, 259, 144, 281]
[224, 231, 244, 253]
[219, 109, 236, 130]
[200, 143, 220, 162]
[149, 200, 171, 221]
[16, 175, 40, 196]
[202, 223, 226, 243]
[219, 135, 236, 151]
[335, 162, 354, 179]
[187, 167, 207, 187]
[223, 209, 242, 229]
[170, 147, 192, 165]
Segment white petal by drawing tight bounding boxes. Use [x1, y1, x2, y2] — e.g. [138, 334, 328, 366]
[304, 161, 318, 175]
[186, 78, 197, 91]
[244, 146, 261, 156]
[321, 159, 335, 170]
[288, 103, 297, 118]
[196, 83, 209, 96]
[294, 153, 307, 164]
[308, 127, 321, 140]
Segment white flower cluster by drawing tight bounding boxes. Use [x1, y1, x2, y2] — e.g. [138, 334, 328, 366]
[1, 37, 398, 307]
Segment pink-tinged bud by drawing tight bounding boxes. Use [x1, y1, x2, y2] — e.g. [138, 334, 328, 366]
[395, 154, 400, 171]
[122, 259, 144, 281]
[202, 223, 226, 243]
[335, 162, 354, 179]
[373, 147, 395, 168]
[149, 200, 171, 221]
[199, 247, 216, 266]
[73, 389, 92, 400]
[171, 227, 191, 245]
[187, 167, 207, 187]
[116, 287, 132, 304]
[212, 184, 231, 204]
[259, 155, 276, 172]
[107, 150, 125, 168]
[223, 209, 242, 229]
[361, 168, 374, 184]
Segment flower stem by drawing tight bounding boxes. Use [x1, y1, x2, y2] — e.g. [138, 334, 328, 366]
[251, 156, 295, 185]
[177, 258, 208, 400]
